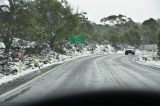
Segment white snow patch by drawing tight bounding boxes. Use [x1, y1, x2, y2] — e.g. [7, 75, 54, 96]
[116, 51, 124, 54]
[0, 42, 5, 49]
[133, 53, 160, 68]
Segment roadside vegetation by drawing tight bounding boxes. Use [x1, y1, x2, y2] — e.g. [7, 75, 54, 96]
[0, 0, 97, 54]
[95, 15, 160, 51]
[0, 0, 160, 75]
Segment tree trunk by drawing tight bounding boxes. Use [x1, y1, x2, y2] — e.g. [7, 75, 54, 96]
[3, 36, 13, 54]
[49, 35, 56, 49]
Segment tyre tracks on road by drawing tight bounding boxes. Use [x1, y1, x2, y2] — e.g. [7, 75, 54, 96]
[97, 54, 160, 91]
[97, 55, 129, 89]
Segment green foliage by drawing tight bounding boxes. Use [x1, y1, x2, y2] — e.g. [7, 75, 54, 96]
[97, 14, 160, 49]
[2, 0, 159, 54]
[0, 0, 17, 53]
[109, 30, 119, 45]
[0, 0, 95, 54]
[142, 18, 159, 44]
[100, 14, 127, 25]
[123, 29, 141, 47]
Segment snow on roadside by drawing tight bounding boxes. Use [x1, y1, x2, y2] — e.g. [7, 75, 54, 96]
[0, 44, 115, 85]
[0, 68, 39, 85]
[0, 74, 4, 78]
[133, 54, 160, 68]
[116, 50, 124, 54]
[0, 54, 74, 85]
[0, 52, 94, 85]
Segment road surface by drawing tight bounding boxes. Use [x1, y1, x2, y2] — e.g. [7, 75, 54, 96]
[3, 54, 160, 102]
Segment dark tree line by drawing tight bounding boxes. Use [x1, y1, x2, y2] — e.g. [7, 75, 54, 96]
[95, 14, 160, 50]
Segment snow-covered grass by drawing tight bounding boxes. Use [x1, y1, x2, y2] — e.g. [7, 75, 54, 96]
[0, 54, 75, 85]
[133, 52, 160, 68]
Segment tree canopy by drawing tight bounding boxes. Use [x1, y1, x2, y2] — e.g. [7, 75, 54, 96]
[0, 0, 96, 53]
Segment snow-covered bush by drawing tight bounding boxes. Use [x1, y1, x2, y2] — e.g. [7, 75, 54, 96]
[56, 54, 60, 60]
[141, 55, 160, 62]
[152, 56, 160, 61]
[55, 47, 66, 55]
[34, 61, 39, 67]
[142, 56, 148, 61]
[43, 60, 49, 64]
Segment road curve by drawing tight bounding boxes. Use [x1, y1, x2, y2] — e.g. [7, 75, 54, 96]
[4, 54, 160, 102]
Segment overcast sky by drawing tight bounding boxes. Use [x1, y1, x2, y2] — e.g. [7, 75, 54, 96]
[66, 0, 160, 24]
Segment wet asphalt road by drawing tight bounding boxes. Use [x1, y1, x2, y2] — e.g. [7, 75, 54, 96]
[3, 54, 160, 102]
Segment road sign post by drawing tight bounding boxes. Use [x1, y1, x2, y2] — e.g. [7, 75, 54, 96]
[18, 52, 23, 73]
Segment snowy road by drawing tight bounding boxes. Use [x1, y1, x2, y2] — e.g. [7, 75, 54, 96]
[3, 54, 160, 102]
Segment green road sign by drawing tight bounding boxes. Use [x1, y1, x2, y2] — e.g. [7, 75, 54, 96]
[69, 34, 85, 44]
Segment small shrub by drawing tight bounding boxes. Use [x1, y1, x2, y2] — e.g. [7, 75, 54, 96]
[43, 60, 48, 64]
[142, 57, 148, 61]
[152, 56, 157, 61]
[34, 62, 39, 67]
[10, 69, 18, 75]
[55, 47, 66, 55]
[102, 49, 106, 52]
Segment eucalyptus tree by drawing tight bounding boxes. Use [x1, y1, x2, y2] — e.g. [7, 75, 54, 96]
[123, 29, 141, 48]
[142, 18, 159, 44]
[0, 0, 18, 53]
